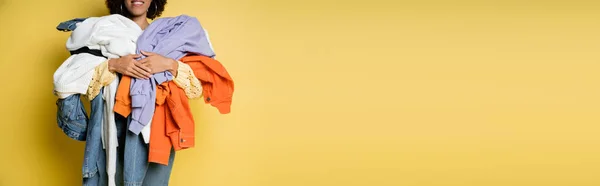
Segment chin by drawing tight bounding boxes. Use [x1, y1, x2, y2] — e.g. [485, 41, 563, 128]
[130, 12, 147, 17]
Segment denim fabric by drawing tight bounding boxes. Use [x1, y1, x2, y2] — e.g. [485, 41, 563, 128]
[56, 94, 88, 141]
[56, 18, 87, 32]
[77, 92, 175, 186]
[82, 91, 132, 186]
[82, 91, 107, 186]
[123, 116, 176, 186]
[142, 148, 175, 186]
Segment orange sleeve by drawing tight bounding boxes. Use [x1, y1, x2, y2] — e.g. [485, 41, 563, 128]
[114, 75, 132, 117]
[182, 56, 234, 114]
[207, 74, 233, 114]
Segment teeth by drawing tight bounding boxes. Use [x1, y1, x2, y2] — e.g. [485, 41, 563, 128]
[133, 1, 143, 5]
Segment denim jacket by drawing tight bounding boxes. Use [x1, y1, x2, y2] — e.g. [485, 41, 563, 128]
[82, 91, 108, 186]
[56, 94, 88, 141]
[56, 18, 87, 32]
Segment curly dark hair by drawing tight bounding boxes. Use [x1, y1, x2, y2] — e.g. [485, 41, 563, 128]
[105, 0, 167, 19]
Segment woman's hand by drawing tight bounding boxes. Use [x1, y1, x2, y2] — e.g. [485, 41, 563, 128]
[108, 54, 152, 79]
[139, 51, 178, 76]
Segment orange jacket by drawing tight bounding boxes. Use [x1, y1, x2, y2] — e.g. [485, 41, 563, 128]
[114, 76, 195, 165]
[113, 55, 234, 165]
[148, 81, 195, 165]
[181, 55, 234, 114]
[148, 55, 234, 164]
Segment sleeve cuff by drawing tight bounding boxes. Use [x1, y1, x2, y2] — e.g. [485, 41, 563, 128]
[87, 60, 116, 100]
[173, 61, 203, 99]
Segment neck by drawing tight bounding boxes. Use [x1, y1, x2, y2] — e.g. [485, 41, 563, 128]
[131, 15, 150, 30]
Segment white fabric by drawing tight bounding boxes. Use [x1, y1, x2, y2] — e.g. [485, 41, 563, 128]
[53, 54, 106, 98]
[66, 15, 141, 58]
[142, 119, 152, 143]
[53, 14, 142, 186]
[101, 77, 119, 186]
[54, 14, 141, 98]
[204, 28, 215, 56]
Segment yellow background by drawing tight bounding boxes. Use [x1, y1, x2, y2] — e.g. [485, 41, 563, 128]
[1, 0, 600, 185]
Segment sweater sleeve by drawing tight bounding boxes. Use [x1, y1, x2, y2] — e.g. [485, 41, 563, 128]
[87, 60, 117, 100]
[173, 61, 203, 99]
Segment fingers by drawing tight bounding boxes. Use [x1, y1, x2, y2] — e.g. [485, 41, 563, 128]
[134, 64, 152, 79]
[135, 61, 152, 74]
[126, 69, 144, 79]
[136, 57, 154, 74]
[125, 54, 142, 59]
[138, 58, 149, 64]
[126, 64, 145, 79]
[140, 51, 156, 56]
[122, 58, 151, 79]
[128, 66, 149, 79]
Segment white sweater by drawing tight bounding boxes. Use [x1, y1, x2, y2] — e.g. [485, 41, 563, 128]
[54, 14, 141, 97]
[53, 14, 142, 186]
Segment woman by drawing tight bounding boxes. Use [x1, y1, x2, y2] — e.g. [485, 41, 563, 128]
[54, 0, 225, 185]
[102, 1, 218, 186]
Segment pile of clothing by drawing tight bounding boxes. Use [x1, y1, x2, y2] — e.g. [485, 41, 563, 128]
[53, 14, 234, 186]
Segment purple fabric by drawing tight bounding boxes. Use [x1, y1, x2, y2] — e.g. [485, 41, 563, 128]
[128, 15, 216, 134]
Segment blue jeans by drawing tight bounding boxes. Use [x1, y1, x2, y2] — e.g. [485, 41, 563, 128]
[82, 92, 175, 186]
[56, 94, 88, 141]
[123, 116, 176, 186]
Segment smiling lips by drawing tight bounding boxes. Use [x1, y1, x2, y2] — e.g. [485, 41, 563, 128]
[132, 0, 144, 6]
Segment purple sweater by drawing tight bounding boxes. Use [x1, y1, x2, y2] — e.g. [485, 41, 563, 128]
[128, 15, 216, 134]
